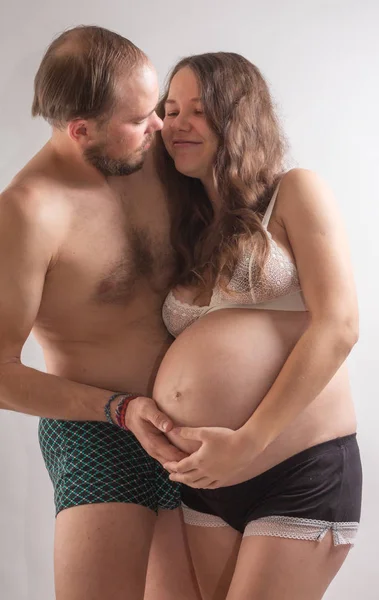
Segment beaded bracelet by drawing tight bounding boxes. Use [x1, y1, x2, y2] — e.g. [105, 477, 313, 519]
[115, 393, 138, 430]
[104, 392, 138, 429]
[104, 392, 124, 425]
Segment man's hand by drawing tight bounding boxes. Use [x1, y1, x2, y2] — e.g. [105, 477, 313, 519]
[125, 396, 188, 465]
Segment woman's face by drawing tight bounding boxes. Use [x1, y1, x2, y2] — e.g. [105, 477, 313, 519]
[161, 67, 219, 181]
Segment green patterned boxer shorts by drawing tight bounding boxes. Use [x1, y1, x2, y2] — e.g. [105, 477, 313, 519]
[39, 418, 181, 516]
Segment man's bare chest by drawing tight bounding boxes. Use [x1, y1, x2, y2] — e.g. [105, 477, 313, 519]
[95, 223, 174, 304]
[42, 197, 175, 313]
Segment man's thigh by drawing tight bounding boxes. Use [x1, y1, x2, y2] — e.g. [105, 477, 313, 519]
[55, 502, 156, 600]
[144, 508, 202, 600]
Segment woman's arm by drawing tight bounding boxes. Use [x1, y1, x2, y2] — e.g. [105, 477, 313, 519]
[237, 168, 358, 448]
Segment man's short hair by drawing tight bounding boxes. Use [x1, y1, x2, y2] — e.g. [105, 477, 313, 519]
[32, 25, 148, 128]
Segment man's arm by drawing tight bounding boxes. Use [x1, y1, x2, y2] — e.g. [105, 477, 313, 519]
[0, 186, 113, 419]
[0, 186, 184, 463]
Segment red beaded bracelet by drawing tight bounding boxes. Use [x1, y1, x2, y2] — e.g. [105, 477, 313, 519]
[115, 394, 138, 430]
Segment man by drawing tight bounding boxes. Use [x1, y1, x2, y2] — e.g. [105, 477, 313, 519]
[0, 25, 199, 600]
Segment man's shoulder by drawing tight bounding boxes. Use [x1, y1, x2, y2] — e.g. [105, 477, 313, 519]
[1, 174, 68, 232]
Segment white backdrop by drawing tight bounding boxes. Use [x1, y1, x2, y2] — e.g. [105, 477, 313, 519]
[0, 1, 378, 598]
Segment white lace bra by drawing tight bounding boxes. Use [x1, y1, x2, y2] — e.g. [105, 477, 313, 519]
[163, 181, 307, 338]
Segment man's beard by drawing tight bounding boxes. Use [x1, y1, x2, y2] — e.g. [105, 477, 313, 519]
[84, 141, 150, 177]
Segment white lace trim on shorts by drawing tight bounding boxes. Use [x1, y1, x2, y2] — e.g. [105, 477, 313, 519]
[182, 504, 230, 527]
[244, 516, 358, 546]
[182, 505, 358, 546]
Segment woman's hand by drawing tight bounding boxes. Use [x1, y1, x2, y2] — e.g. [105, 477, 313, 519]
[163, 426, 261, 489]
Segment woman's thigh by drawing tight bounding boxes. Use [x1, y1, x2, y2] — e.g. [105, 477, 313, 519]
[186, 523, 242, 600]
[145, 508, 202, 600]
[226, 531, 351, 600]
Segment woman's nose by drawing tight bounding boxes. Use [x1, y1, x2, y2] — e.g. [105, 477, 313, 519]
[172, 113, 191, 131]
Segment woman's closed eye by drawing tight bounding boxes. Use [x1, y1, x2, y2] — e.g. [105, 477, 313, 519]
[166, 109, 204, 118]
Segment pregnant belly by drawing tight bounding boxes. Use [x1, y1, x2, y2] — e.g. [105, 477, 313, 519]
[153, 308, 309, 454]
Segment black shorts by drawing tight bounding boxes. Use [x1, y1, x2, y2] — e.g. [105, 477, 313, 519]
[182, 434, 362, 545]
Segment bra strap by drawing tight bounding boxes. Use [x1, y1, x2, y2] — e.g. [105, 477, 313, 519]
[261, 179, 282, 229]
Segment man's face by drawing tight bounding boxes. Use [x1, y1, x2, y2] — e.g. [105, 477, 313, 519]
[84, 63, 162, 176]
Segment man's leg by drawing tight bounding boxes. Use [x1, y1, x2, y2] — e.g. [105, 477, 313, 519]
[39, 419, 170, 599]
[55, 502, 156, 600]
[144, 508, 202, 600]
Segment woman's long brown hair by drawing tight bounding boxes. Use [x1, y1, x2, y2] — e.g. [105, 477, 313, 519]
[155, 52, 287, 291]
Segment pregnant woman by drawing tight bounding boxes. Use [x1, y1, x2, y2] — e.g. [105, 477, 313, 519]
[151, 53, 362, 600]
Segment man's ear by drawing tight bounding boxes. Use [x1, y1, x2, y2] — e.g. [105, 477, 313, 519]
[67, 119, 96, 147]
